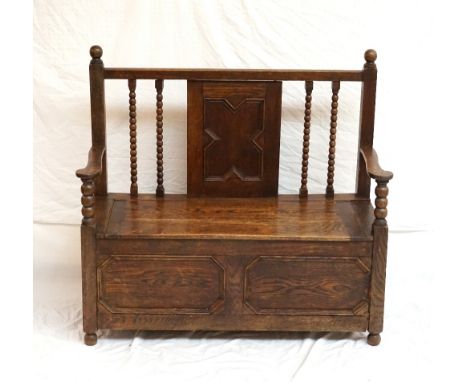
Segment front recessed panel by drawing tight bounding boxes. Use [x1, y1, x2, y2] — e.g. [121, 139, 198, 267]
[97, 255, 225, 314]
[244, 256, 370, 316]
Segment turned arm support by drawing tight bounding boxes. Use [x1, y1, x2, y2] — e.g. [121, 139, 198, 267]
[76, 146, 105, 226]
[359, 147, 393, 227]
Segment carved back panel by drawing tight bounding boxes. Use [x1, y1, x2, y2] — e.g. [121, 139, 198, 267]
[187, 81, 282, 197]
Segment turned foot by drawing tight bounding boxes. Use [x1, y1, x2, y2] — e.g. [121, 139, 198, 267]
[84, 333, 97, 346]
[367, 333, 381, 346]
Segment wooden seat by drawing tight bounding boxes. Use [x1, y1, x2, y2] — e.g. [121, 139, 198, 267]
[96, 194, 374, 241]
[77, 46, 393, 347]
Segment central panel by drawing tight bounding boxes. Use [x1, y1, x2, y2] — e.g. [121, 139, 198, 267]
[204, 98, 264, 182]
[187, 81, 282, 197]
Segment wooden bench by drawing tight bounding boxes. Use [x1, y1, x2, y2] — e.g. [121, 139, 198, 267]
[76, 46, 393, 346]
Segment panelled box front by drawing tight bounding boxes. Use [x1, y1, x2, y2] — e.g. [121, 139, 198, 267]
[96, 240, 372, 331]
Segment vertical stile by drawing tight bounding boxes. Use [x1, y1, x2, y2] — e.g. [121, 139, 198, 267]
[155, 79, 165, 196]
[128, 79, 138, 196]
[299, 81, 314, 197]
[356, 49, 378, 197]
[326, 81, 340, 196]
[88, 45, 107, 196]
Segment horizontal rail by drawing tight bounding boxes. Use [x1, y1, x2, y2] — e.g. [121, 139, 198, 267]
[104, 68, 363, 81]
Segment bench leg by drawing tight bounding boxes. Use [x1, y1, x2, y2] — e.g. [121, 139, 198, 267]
[368, 223, 388, 347]
[84, 333, 98, 346]
[367, 332, 381, 346]
[81, 225, 98, 346]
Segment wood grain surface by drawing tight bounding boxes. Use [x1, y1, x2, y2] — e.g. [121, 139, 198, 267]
[187, 81, 282, 197]
[99, 194, 374, 241]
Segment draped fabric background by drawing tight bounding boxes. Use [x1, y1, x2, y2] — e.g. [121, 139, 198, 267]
[33, 1, 468, 381]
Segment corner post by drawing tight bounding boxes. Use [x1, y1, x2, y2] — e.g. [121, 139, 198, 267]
[89, 45, 107, 196]
[356, 49, 377, 198]
[79, 45, 106, 346]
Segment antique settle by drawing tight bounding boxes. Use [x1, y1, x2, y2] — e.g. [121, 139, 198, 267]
[76, 46, 393, 346]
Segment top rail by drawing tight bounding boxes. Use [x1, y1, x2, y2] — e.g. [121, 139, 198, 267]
[104, 68, 364, 82]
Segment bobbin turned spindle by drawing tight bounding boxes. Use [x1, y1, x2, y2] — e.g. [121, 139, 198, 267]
[373, 180, 389, 226]
[128, 79, 138, 196]
[299, 81, 313, 198]
[326, 81, 340, 196]
[80, 178, 96, 226]
[156, 79, 165, 197]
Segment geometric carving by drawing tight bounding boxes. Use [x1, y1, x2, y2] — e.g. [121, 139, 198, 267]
[352, 300, 369, 316]
[356, 257, 371, 273]
[244, 256, 370, 316]
[187, 80, 282, 197]
[97, 255, 225, 315]
[203, 98, 265, 181]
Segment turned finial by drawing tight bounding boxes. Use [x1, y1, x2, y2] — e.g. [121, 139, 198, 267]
[364, 49, 377, 64]
[90, 45, 103, 59]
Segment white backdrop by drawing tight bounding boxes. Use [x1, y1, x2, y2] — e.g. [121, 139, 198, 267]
[33, 1, 468, 381]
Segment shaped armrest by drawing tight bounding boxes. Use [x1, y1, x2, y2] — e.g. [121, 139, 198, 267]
[360, 147, 393, 182]
[76, 146, 105, 179]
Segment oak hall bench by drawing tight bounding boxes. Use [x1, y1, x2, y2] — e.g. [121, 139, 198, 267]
[76, 46, 393, 346]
